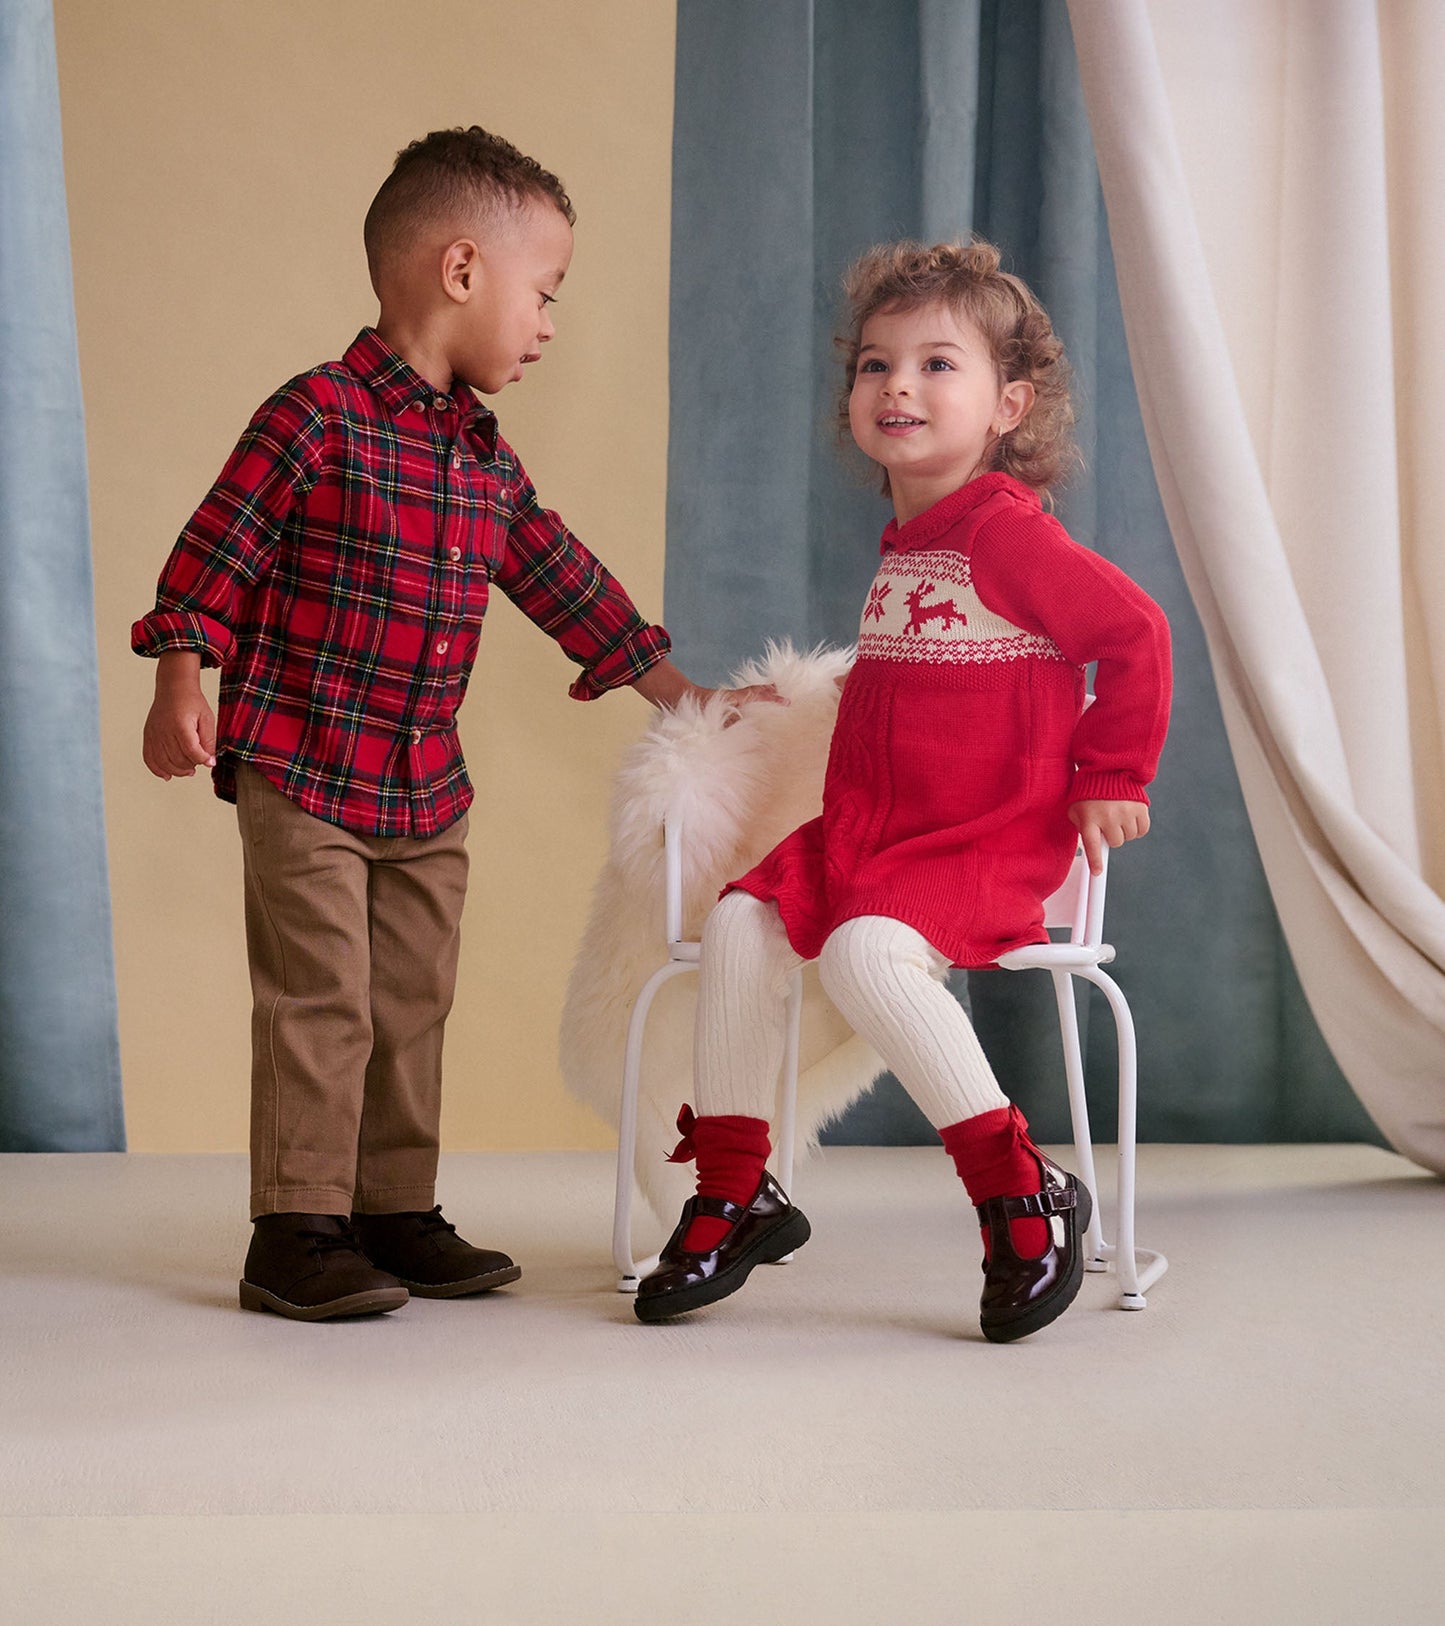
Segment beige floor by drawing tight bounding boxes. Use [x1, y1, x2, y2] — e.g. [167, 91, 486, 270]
[4, 1144, 1443, 1624]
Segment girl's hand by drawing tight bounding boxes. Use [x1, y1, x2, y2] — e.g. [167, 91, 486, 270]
[1067, 799, 1150, 876]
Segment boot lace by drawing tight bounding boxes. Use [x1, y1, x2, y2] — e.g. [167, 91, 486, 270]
[296, 1222, 364, 1257]
[413, 1205, 458, 1239]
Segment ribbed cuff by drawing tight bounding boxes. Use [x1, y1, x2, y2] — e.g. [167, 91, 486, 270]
[1068, 769, 1150, 806]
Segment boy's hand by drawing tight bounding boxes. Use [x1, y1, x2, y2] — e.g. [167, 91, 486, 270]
[633, 658, 789, 723]
[143, 651, 218, 779]
[1067, 799, 1150, 876]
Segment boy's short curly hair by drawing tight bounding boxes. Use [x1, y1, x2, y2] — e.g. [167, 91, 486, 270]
[364, 125, 575, 288]
[839, 239, 1077, 495]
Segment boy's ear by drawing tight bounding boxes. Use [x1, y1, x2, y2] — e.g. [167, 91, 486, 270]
[440, 239, 482, 304]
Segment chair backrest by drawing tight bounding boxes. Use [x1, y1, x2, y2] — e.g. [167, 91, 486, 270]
[1040, 841, 1109, 947]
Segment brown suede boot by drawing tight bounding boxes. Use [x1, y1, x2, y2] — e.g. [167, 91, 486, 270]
[240, 1214, 409, 1321]
[350, 1207, 521, 1298]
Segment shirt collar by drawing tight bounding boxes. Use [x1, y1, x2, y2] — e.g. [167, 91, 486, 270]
[880, 471, 1039, 554]
[343, 328, 499, 456]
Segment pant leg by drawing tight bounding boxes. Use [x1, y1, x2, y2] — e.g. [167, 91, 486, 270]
[818, 915, 1009, 1129]
[353, 812, 470, 1214]
[237, 766, 374, 1219]
[693, 890, 805, 1119]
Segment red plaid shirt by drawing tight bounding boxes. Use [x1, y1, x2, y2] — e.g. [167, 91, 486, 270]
[133, 329, 670, 836]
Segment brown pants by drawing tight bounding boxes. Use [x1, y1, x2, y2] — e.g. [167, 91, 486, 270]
[235, 766, 469, 1219]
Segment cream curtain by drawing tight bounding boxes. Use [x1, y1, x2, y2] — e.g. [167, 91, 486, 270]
[1066, 0, 1445, 1171]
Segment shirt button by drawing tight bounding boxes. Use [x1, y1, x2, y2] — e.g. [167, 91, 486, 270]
[448, 547, 462, 562]
[436, 640, 449, 655]
[412, 401, 426, 413]
[411, 728, 422, 744]
[451, 453, 462, 470]
[433, 395, 450, 411]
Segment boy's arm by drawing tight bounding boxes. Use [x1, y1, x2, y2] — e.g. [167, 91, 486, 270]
[132, 384, 326, 670]
[631, 657, 783, 714]
[492, 457, 780, 710]
[133, 384, 325, 781]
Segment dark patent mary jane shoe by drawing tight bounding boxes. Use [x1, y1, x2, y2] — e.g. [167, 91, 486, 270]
[634, 1170, 811, 1323]
[976, 1157, 1093, 1344]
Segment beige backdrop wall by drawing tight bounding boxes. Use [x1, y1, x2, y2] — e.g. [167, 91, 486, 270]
[55, 0, 677, 1152]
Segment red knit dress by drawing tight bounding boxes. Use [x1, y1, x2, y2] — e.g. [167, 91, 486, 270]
[729, 473, 1172, 968]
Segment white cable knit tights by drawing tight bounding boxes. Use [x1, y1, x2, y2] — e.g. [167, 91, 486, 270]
[694, 891, 1009, 1128]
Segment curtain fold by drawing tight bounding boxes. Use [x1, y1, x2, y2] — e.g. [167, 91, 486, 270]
[666, 0, 1376, 1148]
[1066, 0, 1445, 1172]
[0, 0, 124, 1150]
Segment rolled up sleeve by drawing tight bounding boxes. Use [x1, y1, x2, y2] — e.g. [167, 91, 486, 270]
[131, 382, 325, 667]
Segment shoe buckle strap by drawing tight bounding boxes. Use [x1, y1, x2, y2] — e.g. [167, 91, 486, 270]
[976, 1184, 1077, 1222]
[690, 1193, 747, 1224]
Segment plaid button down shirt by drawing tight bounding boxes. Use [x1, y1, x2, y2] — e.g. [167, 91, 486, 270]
[132, 329, 671, 837]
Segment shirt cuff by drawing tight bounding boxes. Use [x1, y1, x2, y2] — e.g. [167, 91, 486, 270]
[131, 610, 235, 668]
[1068, 769, 1151, 806]
[567, 622, 672, 701]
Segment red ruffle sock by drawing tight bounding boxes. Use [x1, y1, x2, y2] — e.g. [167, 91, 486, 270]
[667, 1106, 771, 1252]
[939, 1104, 1050, 1261]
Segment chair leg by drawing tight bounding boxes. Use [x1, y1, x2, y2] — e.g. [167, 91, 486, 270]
[1050, 970, 1106, 1270]
[613, 962, 694, 1291]
[775, 970, 803, 1193]
[1077, 965, 1168, 1309]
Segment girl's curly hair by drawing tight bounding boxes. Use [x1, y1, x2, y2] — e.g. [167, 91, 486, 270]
[838, 239, 1078, 496]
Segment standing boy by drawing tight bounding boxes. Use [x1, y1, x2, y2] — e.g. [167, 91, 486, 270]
[134, 126, 768, 1321]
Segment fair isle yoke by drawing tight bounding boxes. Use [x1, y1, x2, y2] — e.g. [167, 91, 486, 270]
[857, 547, 1071, 668]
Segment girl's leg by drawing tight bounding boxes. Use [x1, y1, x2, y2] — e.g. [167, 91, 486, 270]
[694, 889, 805, 1117]
[816, 915, 1050, 1259]
[676, 889, 805, 1250]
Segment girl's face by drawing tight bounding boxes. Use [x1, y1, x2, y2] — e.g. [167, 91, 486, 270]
[848, 302, 1033, 522]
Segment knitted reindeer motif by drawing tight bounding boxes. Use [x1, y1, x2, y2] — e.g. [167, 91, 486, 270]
[903, 581, 967, 637]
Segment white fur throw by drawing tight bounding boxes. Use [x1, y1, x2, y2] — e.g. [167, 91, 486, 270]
[559, 642, 884, 1235]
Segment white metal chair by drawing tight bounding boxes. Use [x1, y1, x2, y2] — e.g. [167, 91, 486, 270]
[613, 814, 1166, 1310]
[612, 810, 802, 1292]
[996, 841, 1168, 1308]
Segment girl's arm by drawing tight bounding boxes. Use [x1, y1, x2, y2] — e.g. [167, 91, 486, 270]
[968, 508, 1172, 810]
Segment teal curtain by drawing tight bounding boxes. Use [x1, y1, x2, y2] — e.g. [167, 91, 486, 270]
[0, 0, 124, 1150]
[666, 0, 1379, 1147]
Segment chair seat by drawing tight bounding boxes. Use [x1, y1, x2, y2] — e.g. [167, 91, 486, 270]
[996, 941, 1116, 971]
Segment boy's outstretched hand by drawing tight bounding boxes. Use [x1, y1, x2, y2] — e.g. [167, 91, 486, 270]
[1068, 798, 1150, 876]
[143, 651, 218, 779]
[633, 658, 789, 723]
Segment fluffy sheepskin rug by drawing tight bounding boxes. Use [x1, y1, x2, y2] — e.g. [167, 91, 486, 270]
[560, 642, 885, 1239]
